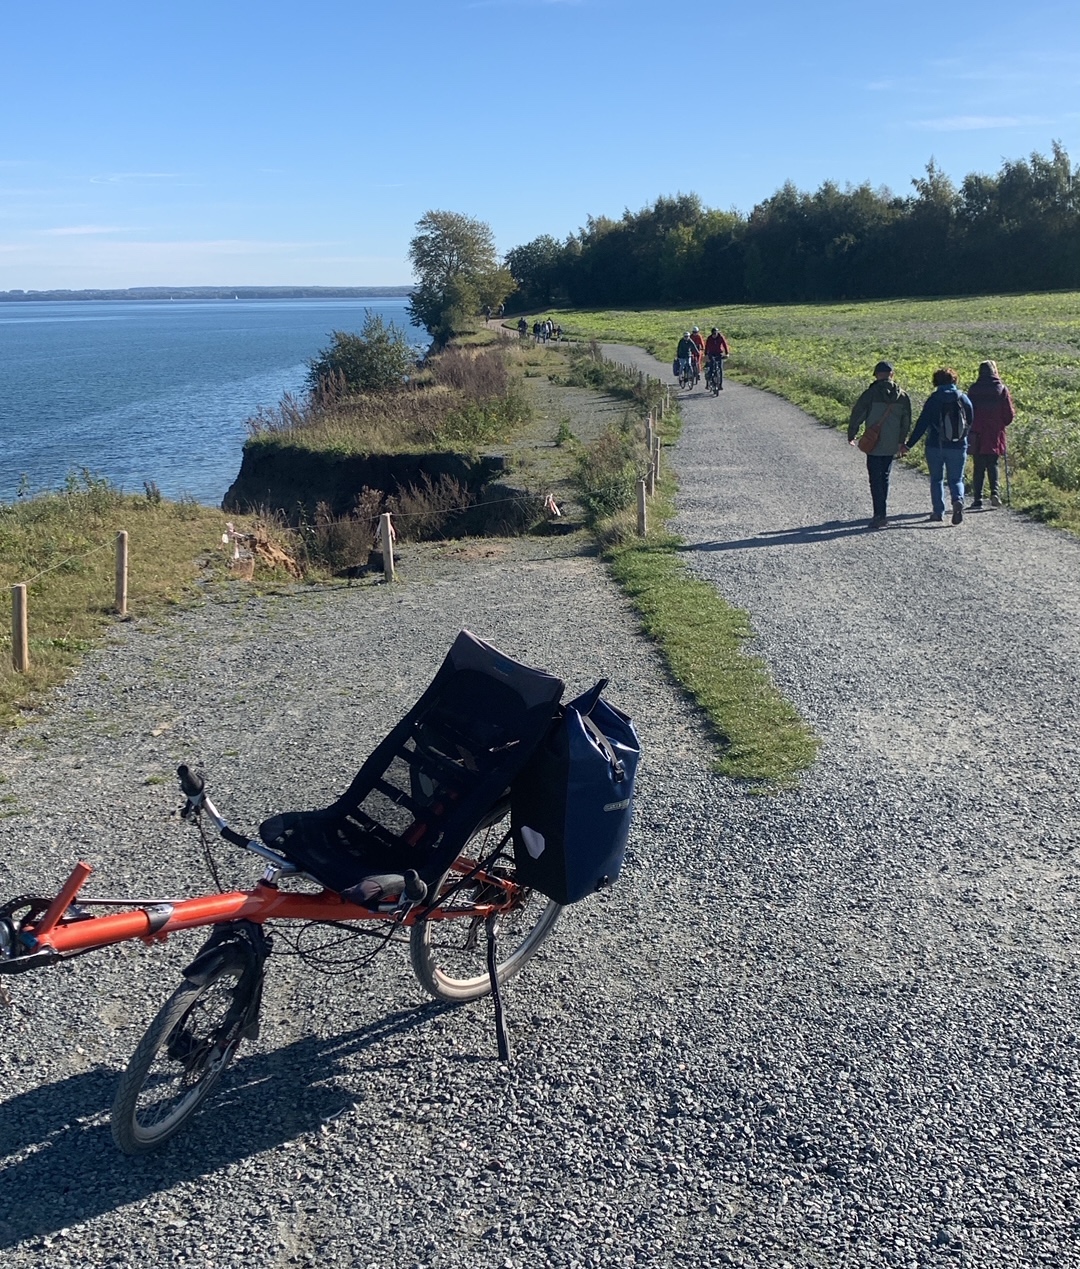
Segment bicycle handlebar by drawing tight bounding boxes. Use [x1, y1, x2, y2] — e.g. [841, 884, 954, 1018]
[177, 765, 204, 798]
[176, 764, 298, 874]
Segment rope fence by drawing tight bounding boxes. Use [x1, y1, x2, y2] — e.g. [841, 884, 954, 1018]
[10, 531, 128, 673]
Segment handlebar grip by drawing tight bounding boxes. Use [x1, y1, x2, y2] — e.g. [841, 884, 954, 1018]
[177, 765, 205, 797]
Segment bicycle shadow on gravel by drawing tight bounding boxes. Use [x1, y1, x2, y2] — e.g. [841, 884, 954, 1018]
[0, 1000, 468, 1249]
[684, 513, 927, 552]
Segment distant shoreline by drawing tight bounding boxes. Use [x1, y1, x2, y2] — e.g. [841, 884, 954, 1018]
[0, 286, 412, 302]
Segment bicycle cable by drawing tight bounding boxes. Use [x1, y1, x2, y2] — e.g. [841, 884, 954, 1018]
[272, 912, 407, 975]
[196, 815, 227, 894]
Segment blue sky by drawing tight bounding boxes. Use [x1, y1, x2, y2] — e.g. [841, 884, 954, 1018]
[2, 0, 1078, 289]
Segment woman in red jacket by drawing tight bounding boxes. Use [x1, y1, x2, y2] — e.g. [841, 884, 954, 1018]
[966, 360, 1015, 509]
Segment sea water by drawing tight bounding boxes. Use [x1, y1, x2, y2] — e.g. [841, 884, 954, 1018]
[0, 296, 417, 506]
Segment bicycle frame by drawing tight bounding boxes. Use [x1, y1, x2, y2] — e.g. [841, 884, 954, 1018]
[1, 839, 521, 975]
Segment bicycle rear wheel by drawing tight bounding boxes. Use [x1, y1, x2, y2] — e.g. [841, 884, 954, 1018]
[409, 819, 562, 1003]
[110, 953, 250, 1154]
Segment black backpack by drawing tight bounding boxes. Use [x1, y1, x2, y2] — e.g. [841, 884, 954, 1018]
[940, 396, 969, 444]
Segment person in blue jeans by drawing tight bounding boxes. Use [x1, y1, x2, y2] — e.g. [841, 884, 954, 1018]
[900, 367, 974, 525]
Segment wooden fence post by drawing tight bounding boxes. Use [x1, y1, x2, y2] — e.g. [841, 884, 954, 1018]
[645, 414, 654, 456]
[115, 530, 129, 617]
[653, 436, 661, 486]
[12, 584, 28, 673]
[380, 513, 395, 583]
[637, 481, 647, 538]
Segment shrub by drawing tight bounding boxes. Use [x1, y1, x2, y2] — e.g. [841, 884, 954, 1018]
[431, 346, 510, 398]
[306, 311, 415, 395]
[575, 423, 642, 523]
[293, 492, 381, 574]
[389, 473, 473, 540]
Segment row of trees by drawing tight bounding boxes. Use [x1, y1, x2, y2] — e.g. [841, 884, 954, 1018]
[504, 143, 1080, 307]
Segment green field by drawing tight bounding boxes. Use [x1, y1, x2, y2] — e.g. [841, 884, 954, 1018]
[546, 293, 1080, 531]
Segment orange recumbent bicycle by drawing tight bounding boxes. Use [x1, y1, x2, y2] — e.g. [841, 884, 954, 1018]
[0, 632, 639, 1156]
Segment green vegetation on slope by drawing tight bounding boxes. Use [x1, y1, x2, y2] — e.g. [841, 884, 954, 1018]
[547, 292, 1080, 532]
[245, 340, 531, 457]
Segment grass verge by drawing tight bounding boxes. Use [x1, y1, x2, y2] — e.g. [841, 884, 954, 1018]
[568, 349, 819, 785]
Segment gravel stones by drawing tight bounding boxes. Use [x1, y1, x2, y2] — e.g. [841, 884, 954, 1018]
[3, 356, 1080, 1268]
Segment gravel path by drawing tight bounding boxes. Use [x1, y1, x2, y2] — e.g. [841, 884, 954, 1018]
[2, 349, 1080, 1269]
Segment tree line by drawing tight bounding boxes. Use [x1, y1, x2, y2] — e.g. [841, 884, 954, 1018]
[504, 142, 1080, 308]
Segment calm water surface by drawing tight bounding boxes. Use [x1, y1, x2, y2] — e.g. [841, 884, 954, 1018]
[0, 297, 416, 506]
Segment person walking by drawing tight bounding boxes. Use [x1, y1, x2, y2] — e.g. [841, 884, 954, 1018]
[900, 368, 974, 524]
[966, 359, 1015, 509]
[847, 360, 912, 528]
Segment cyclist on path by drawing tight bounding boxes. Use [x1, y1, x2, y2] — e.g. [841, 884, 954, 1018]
[676, 332, 697, 381]
[689, 326, 706, 369]
[704, 326, 729, 389]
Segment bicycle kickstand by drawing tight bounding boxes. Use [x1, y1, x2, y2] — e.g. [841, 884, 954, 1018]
[485, 914, 512, 1065]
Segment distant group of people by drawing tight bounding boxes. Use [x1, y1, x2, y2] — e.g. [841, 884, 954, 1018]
[518, 317, 562, 344]
[848, 360, 1015, 528]
[674, 324, 730, 387]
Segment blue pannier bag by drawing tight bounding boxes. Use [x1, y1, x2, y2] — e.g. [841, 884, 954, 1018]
[510, 680, 640, 904]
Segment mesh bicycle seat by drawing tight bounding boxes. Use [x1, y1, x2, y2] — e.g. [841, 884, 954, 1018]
[259, 631, 564, 898]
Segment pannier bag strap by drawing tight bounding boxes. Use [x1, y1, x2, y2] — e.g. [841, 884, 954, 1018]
[579, 711, 625, 781]
[573, 677, 610, 718]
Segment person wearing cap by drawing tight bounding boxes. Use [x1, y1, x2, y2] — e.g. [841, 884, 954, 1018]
[704, 326, 730, 388]
[848, 361, 912, 528]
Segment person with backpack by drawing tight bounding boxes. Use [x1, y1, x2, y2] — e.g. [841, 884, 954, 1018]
[900, 367, 974, 524]
[847, 361, 912, 528]
[966, 359, 1015, 509]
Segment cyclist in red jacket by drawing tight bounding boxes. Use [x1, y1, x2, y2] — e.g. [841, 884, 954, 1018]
[704, 326, 729, 389]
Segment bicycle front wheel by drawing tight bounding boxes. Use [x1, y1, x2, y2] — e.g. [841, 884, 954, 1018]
[409, 822, 562, 1003]
[110, 954, 250, 1155]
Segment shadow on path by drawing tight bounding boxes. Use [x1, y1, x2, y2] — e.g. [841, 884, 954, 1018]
[683, 513, 929, 552]
[0, 1001, 467, 1248]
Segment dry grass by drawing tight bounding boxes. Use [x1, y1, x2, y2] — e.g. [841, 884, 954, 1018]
[0, 476, 288, 726]
[245, 344, 529, 457]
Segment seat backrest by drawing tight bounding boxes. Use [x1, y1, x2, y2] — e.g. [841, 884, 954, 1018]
[327, 631, 564, 882]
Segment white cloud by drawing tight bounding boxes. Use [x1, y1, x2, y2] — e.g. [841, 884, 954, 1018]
[39, 225, 132, 236]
